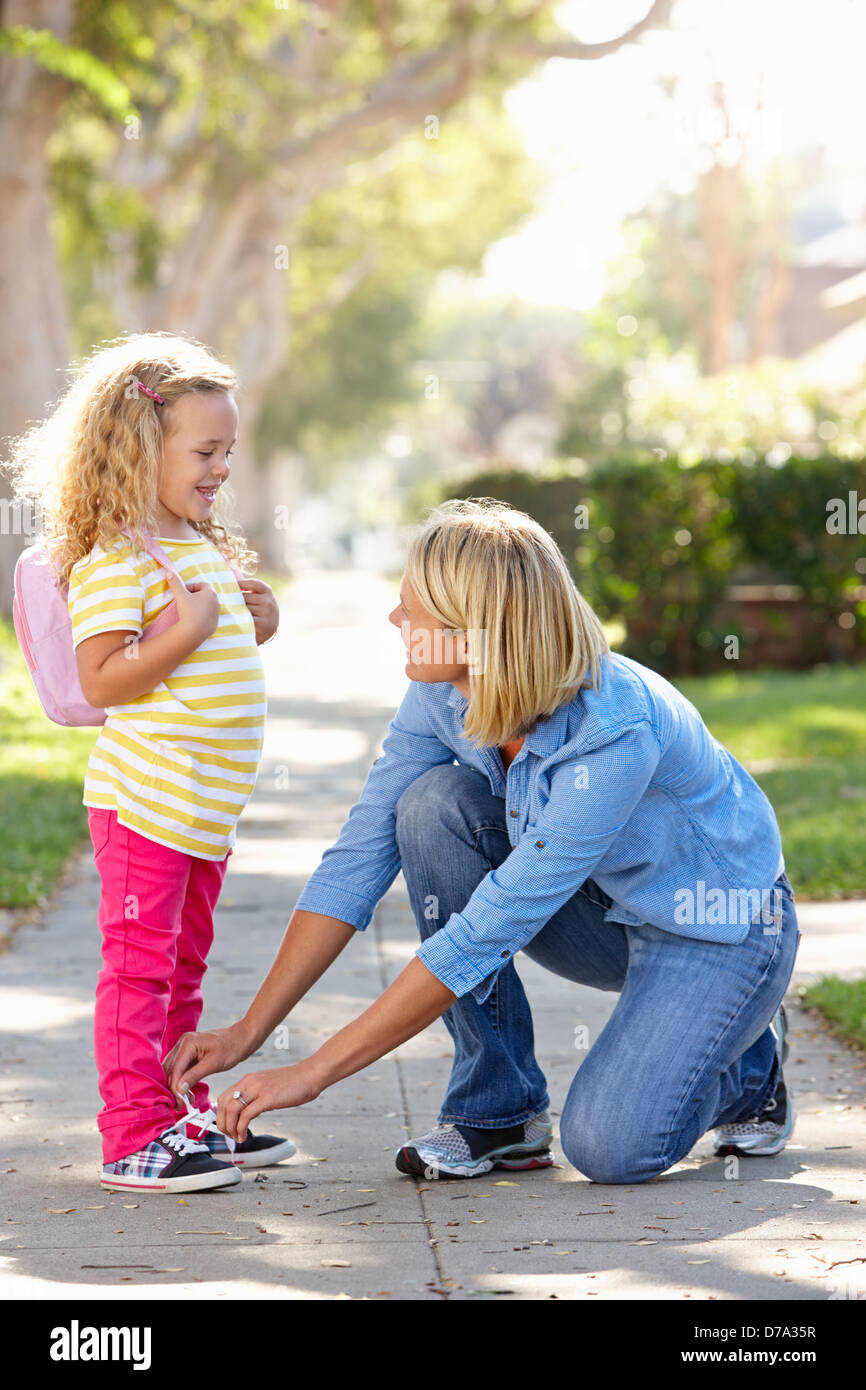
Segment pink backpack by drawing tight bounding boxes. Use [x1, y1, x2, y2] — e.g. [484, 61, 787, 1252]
[12, 533, 237, 727]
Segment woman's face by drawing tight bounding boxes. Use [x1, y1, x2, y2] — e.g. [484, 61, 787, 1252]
[389, 573, 470, 691]
[156, 390, 238, 531]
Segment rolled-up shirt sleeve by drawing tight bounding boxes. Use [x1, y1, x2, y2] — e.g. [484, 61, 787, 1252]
[293, 679, 456, 930]
[415, 720, 661, 1006]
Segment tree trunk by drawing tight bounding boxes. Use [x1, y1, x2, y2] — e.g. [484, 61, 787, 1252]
[0, 0, 75, 612]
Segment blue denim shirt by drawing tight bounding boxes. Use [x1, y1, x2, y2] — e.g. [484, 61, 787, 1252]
[294, 652, 786, 1006]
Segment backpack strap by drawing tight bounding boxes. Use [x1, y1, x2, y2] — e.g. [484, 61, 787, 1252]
[119, 529, 245, 585]
[141, 535, 185, 581]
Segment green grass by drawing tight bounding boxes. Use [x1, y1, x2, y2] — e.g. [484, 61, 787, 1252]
[673, 665, 866, 901]
[799, 977, 866, 1053]
[0, 617, 96, 909]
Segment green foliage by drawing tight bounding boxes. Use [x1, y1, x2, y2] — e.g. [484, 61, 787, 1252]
[441, 453, 866, 674]
[0, 24, 134, 119]
[257, 101, 540, 484]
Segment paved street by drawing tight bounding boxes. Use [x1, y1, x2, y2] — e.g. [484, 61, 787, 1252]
[1, 568, 864, 1301]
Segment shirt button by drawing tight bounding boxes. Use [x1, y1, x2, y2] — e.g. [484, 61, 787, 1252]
[501, 950, 510, 957]
[509, 808, 518, 817]
[535, 839, 545, 848]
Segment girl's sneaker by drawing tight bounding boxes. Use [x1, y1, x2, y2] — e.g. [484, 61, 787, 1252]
[177, 1094, 297, 1169]
[395, 1111, 554, 1179]
[100, 1125, 242, 1193]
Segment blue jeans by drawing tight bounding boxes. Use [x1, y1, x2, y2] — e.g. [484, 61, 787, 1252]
[394, 762, 801, 1185]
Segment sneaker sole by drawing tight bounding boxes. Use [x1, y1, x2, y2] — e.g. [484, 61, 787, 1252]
[713, 1095, 796, 1158]
[227, 1139, 297, 1169]
[100, 1165, 243, 1193]
[395, 1146, 554, 1180]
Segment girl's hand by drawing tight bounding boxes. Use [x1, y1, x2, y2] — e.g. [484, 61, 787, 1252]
[165, 568, 220, 641]
[216, 1062, 322, 1142]
[238, 578, 279, 644]
[164, 1022, 253, 1100]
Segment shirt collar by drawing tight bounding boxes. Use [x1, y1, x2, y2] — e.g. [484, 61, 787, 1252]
[447, 682, 572, 755]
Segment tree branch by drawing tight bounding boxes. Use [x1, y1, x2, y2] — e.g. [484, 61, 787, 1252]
[496, 0, 675, 62]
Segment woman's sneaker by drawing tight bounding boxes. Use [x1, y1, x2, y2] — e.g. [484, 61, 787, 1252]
[713, 1003, 795, 1157]
[396, 1111, 554, 1179]
[100, 1125, 242, 1193]
[176, 1094, 297, 1169]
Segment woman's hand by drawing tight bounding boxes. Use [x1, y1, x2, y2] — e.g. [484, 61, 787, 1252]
[163, 1022, 253, 1101]
[216, 1061, 322, 1142]
[238, 578, 279, 645]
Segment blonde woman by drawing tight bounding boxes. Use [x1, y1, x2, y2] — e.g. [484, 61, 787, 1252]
[166, 498, 801, 1184]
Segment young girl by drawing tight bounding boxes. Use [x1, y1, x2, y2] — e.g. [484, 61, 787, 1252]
[6, 332, 295, 1192]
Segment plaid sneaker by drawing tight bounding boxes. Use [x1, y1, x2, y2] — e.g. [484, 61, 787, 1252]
[100, 1125, 242, 1193]
[176, 1093, 297, 1169]
[713, 1003, 796, 1157]
[396, 1110, 554, 1179]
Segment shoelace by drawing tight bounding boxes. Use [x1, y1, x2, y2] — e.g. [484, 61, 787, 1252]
[159, 1127, 210, 1157]
[175, 1092, 237, 1156]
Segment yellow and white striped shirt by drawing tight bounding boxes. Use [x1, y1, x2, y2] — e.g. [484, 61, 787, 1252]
[68, 534, 266, 860]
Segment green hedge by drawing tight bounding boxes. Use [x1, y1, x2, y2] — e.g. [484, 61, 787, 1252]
[439, 454, 866, 674]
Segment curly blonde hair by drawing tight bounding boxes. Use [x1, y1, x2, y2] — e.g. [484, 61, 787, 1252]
[3, 331, 258, 585]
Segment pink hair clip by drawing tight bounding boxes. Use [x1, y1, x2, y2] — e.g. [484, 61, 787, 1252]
[136, 380, 165, 405]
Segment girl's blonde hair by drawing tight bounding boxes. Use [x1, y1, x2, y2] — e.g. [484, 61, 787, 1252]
[405, 497, 610, 748]
[4, 331, 257, 584]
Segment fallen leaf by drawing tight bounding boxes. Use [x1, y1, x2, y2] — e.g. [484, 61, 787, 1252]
[177, 1198, 189, 1206]
[123, 1204, 140, 1210]
[47, 1208, 75, 1215]
[494, 1181, 519, 1187]
[321, 1259, 351, 1268]
[470, 1219, 486, 1224]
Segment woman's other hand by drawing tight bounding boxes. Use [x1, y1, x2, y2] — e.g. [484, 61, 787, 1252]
[216, 1062, 322, 1142]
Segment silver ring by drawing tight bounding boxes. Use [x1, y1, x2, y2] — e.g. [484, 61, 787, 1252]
[233, 1090, 247, 1105]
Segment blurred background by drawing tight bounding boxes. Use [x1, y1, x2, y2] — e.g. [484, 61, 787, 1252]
[2, 0, 866, 668]
[0, 1, 864, 945]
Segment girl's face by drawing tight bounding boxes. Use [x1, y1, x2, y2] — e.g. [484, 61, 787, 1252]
[388, 572, 471, 694]
[155, 390, 238, 535]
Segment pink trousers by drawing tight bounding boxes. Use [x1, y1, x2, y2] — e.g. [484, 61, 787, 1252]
[88, 807, 231, 1163]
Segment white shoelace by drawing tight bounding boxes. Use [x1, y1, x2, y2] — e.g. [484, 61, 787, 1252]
[159, 1127, 210, 1157]
[174, 1092, 237, 1156]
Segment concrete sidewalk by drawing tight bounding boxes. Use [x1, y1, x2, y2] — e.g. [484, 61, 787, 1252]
[1, 568, 864, 1302]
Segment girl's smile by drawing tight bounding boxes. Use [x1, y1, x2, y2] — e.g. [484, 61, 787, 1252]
[156, 390, 238, 537]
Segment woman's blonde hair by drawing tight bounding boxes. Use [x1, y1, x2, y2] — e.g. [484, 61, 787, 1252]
[3, 331, 257, 584]
[405, 497, 610, 748]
